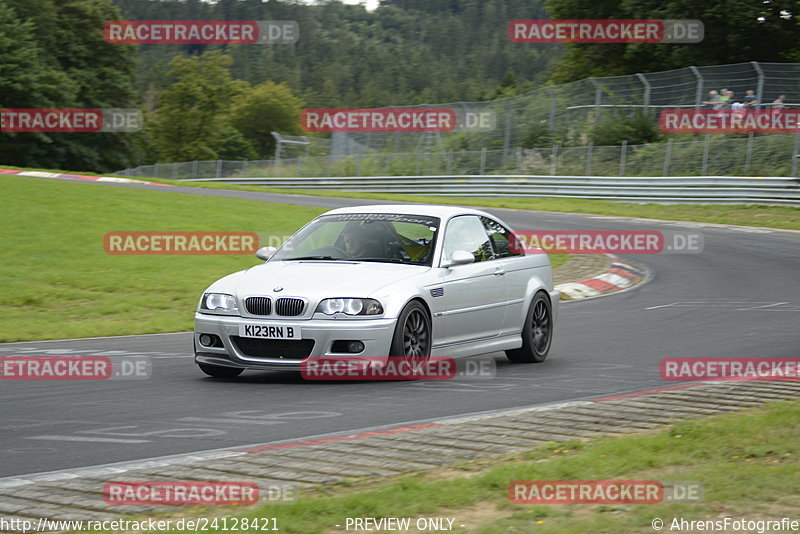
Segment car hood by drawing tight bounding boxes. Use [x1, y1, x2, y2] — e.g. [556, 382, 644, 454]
[233, 260, 429, 298]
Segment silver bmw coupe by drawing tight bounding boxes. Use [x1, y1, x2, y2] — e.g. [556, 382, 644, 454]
[194, 205, 558, 378]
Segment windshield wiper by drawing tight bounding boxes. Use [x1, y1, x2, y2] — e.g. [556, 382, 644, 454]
[284, 255, 341, 261]
[356, 258, 417, 264]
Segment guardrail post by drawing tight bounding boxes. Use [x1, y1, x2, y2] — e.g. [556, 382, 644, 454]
[550, 143, 559, 175]
[243, 159, 249, 174]
[585, 142, 594, 176]
[620, 140, 628, 176]
[155, 163, 160, 178]
[479, 147, 487, 175]
[791, 133, 800, 178]
[701, 135, 711, 175]
[191, 160, 198, 179]
[690, 66, 703, 108]
[752, 61, 765, 109]
[745, 133, 754, 174]
[216, 159, 222, 179]
[663, 139, 673, 176]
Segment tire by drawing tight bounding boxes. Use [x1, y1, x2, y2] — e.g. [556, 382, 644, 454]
[389, 301, 432, 368]
[506, 292, 553, 363]
[198, 363, 244, 378]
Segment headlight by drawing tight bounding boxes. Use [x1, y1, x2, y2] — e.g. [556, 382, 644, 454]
[316, 298, 383, 316]
[201, 293, 239, 313]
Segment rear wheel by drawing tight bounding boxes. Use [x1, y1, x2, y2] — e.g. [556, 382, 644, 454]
[390, 301, 432, 371]
[505, 292, 552, 363]
[198, 363, 244, 378]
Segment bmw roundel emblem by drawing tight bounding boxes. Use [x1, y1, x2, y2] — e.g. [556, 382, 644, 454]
[273, 286, 283, 292]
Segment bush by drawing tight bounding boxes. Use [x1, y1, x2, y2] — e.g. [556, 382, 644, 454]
[589, 111, 663, 146]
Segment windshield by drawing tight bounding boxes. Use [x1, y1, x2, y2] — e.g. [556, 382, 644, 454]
[273, 213, 439, 266]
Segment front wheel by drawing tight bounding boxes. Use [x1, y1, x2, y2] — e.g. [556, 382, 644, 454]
[198, 363, 244, 378]
[389, 301, 432, 369]
[506, 292, 553, 363]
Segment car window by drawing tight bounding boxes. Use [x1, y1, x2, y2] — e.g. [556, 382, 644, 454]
[481, 216, 522, 258]
[272, 213, 439, 266]
[443, 215, 494, 263]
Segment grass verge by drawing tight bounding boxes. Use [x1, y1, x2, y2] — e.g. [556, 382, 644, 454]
[2, 175, 568, 341]
[4, 166, 799, 231]
[1, 175, 325, 341]
[81, 398, 800, 533]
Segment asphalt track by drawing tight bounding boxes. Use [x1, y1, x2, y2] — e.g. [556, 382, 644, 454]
[2, 178, 799, 477]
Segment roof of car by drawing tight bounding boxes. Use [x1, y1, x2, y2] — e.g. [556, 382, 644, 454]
[321, 204, 492, 219]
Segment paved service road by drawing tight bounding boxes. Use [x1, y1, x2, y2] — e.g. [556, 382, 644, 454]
[1, 179, 798, 477]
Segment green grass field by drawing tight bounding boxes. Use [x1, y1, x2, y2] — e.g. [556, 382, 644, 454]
[2, 175, 569, 341]
[1, 175, 325, 341]
[4, 167, 795, 341]
[4, 165, 800, 232]
[78, 398, 800, 534]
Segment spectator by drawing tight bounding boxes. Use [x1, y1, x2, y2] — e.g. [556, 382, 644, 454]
[772, 95, 786, 110]
[701, 90, 722, 110]
[719, 88, 732, 108]
[717, 89, 733, 109]
[743, 89, 758, 108]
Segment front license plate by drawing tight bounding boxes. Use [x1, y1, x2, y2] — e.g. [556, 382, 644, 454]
[239, 323, 301, 340]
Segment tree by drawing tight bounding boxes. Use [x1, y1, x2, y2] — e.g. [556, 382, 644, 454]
[1, 0, 141, 171]
[545, 0, 800, 82]
[0, 0, 71, 107]
[150, 52, 252, 161]
[229, 81, 304, 158]
[0, 0, 73, 165]
[113, 0, 557, 109]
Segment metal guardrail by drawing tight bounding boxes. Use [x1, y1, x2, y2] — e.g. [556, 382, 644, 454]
[184, 175, 800, 206]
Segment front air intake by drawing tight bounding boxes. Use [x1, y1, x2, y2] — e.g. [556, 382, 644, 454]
[275, 298, 305, 316]
[244, 297, 271, 316]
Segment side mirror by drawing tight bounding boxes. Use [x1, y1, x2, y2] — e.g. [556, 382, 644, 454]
[442, 250, 474, 268]
[255, 246, 277, 261]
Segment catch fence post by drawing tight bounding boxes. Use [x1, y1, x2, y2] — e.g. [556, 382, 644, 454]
[620, 140, 628, 176]
[701, 135, 710, 175]
[663, 138, 673, 176]
[585, 142, 594, 176]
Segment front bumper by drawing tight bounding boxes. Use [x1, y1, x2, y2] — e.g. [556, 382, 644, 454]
[194, 312, 397, 371]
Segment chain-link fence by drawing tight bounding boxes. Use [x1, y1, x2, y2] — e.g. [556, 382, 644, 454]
[114, 61, 800, 179]
[115, 133, 800, 179]
[304, 61, 800, 158]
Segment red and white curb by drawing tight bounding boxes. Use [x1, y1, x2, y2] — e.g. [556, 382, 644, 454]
[556, 255, 647, 300]
[0, 168, 171, 187]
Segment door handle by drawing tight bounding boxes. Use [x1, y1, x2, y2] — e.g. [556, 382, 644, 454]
[494, 268, 505, 276]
